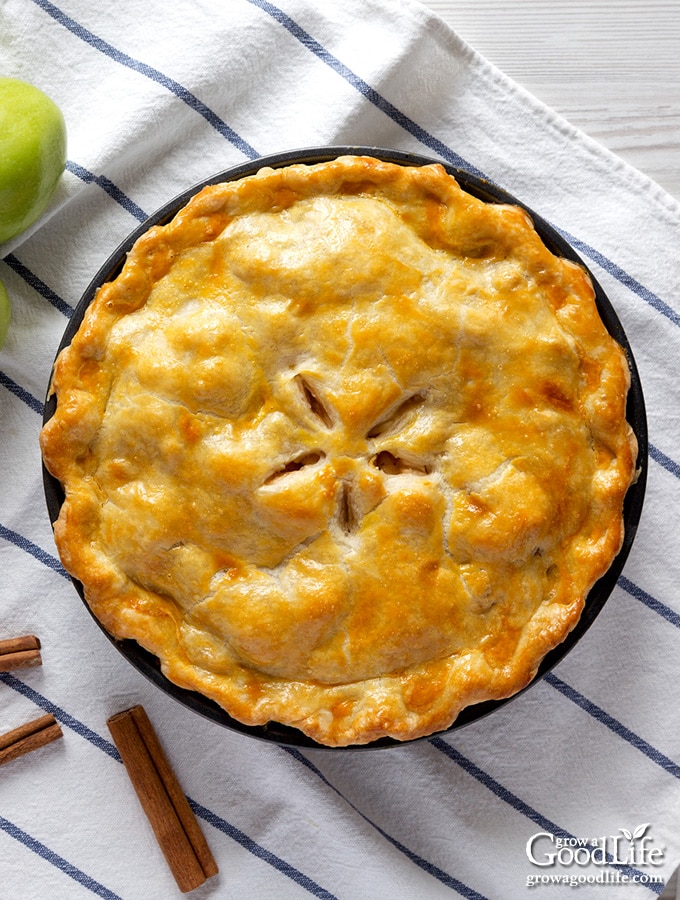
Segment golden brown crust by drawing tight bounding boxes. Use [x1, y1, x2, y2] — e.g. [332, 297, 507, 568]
[40, 156, 637, 746]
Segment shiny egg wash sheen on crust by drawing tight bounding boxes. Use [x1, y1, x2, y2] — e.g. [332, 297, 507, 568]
[40, 156, 638, 746]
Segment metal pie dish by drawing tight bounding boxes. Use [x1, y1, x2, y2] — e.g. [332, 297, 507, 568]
[42, 146, 648, 750]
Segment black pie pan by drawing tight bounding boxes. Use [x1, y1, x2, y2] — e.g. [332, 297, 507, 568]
[42, 146, 648, 750]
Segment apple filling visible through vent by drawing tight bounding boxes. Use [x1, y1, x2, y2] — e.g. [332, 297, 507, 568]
[40, 157, 637, 746]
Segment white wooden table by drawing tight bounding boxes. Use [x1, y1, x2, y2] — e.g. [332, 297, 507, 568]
[420, 0, 680, 204]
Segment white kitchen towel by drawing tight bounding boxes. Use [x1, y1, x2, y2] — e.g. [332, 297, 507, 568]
[1, 1, 679, 898]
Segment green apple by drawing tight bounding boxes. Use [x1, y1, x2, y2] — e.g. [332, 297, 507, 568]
[0, 276, 10, 349]
[0, 78, 67, 244]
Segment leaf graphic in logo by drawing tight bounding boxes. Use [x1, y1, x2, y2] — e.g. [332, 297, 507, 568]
[620, 829, 633, 841]
[633, 823, 651, 840]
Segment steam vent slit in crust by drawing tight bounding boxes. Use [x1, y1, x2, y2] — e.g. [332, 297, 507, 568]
[40, 155, 638, 747]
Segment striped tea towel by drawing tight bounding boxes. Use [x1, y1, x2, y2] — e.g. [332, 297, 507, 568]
[1, 1, 679, 898]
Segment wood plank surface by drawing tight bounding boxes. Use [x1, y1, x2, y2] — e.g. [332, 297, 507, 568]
[419, 0, 680, 202]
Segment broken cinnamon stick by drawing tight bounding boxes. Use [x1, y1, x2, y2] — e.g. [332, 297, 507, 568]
[0, 713, 63, 766]
[0, 635, 42, 672]
[107, 705, 218, 893]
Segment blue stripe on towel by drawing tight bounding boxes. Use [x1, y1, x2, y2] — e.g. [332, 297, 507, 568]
[559, 228, 680, 329]
[648, 443, 680, 481]
[2, 254, 73, 317]
[285, 746, 489, 899]
[0, 672, 120, 759]
[0, 815, 123, 900]
[544, 671, 680, 779]
[429, 737, 662, 893]
[244, 0, 484, 178]
[186, 799, 339, 899]
[66, 160, 149, 224]
[30, 0, 259, 160]
[0, 371, 45, 415]
[618, 576, 680, 629]
[0, 523, 67, 578]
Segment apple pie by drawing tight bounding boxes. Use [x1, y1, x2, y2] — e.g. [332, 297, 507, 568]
[40, 155, 638, 746]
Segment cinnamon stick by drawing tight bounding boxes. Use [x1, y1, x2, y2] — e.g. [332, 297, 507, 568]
[0, 713, 63, 766]
[0, 635, 42, 672]
[107, 705, 218, 893]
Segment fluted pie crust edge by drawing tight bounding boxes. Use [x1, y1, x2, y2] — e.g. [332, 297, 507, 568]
[40, 156, 638, 746]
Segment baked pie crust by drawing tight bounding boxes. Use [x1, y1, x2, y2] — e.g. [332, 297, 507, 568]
[40, 155, 638, 746]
